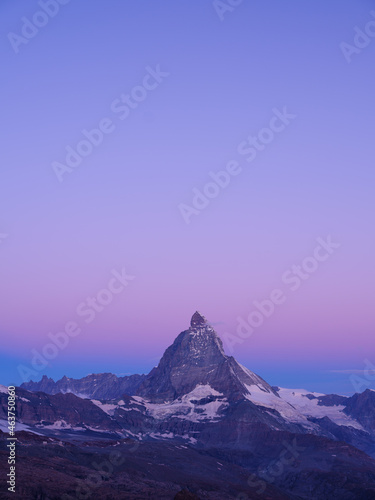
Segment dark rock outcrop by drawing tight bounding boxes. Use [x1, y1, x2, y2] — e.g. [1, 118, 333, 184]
[344, 389, 375, 432]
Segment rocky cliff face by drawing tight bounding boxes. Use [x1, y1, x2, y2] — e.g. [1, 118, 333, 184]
[137, 311, 276, 403]
[344, 389, 375, 432]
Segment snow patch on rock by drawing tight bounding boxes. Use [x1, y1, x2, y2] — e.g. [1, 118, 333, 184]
[141, 384, 228, 422]
[0, 419, 43, 435]
[91, 400, 118, 416]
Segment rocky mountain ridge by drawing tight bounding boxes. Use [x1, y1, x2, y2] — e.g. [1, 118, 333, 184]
[6, 311, 375, 499]
[21, 372, 145, 399]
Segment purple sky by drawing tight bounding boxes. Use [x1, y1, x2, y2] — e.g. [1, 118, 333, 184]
[1, 0, 374, 394]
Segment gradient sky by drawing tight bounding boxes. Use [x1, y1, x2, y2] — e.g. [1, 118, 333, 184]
[1, 0, 374, 394]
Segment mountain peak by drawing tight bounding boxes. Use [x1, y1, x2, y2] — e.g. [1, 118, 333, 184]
[190, 311, 207, 328]
[136, 312, 275, 403]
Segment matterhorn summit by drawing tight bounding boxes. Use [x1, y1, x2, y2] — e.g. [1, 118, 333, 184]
[136, 311, 275, 403]
[190, 310, 209, 328]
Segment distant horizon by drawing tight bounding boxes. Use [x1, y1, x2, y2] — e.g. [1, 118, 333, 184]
[18, 368, 368, 398]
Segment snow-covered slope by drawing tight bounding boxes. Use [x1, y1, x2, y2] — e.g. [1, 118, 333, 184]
[95, 384, 228, 423]
[0, 419, 43, 435]
[242, 385, 364, 431]
[276, 388, 363, 429]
